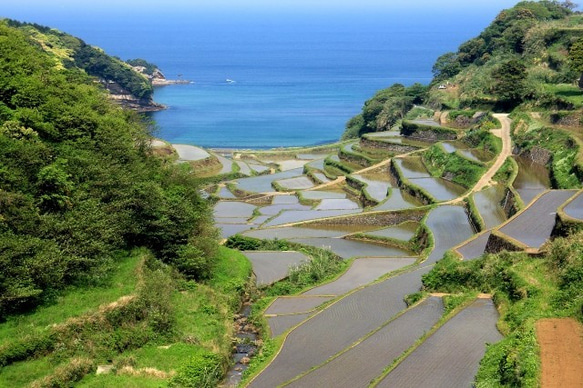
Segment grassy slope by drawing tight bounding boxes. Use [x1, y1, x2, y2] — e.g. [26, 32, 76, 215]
[0, 247, 251, 387]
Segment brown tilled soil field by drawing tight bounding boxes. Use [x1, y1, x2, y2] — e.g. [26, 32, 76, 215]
[536, 318, 583, 388]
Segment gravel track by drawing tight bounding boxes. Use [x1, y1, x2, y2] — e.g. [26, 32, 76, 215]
[376, 298, 502, 388]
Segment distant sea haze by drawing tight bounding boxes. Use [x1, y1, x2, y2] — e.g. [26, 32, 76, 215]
[6, 10, 502, 148]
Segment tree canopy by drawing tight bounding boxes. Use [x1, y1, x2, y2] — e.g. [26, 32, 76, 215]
[0, 21, 217, 317]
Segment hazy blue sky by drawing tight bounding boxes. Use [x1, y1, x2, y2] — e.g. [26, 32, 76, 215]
[4, 0, 523, 16]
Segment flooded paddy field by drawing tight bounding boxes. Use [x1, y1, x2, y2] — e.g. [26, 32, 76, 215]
[351, 174, 391, 203]
[290, 237, 414, 259]
[244, 251, 311, 286]
[286, 296, 444, 388]
[265, 296, 335, 315]
[455, 231, 492, 260]
[393, 157, 431, 179]
[498, 190, 576, 249]
[513, 156, 551, 205]
[472, 185, 507, 229]
[234, 168, 304, 193]
[365, 221, 419, 241]
[563, 190, 583, 220]
[424, 205, 475, 265]
[247, 267, 431, 388]
[376, 298, 502, 388]
[263, 209, 362, 227]
[374, 188, 421, 210]
[267, 314, 311, 338]
[408, 177, 466, 202]
[304, 257, 417, 296]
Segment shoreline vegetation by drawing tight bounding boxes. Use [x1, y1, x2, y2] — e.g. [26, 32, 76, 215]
[1, 1, 583, 387]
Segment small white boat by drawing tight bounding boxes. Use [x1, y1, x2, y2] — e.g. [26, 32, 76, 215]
[226, 79, 236, 83]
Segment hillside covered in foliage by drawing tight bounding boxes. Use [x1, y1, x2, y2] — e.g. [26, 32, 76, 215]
[344, 0, 583, 139]
[0, 19, 252, 387]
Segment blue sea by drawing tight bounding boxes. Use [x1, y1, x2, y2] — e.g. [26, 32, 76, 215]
[3, 6, 512, 148]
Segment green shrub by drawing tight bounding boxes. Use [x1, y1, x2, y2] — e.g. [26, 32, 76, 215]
[169, 351, 224, 388]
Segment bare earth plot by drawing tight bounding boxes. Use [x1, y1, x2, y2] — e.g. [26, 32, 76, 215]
[498, 190, 576, 249]
[376, 298, 502, 388]
[243, 251, 310, 286]
[247, 267, 431, 388]
[304, 257, 416, 296]
[536, 318, 583, 388]
[285, 296, 444, 388]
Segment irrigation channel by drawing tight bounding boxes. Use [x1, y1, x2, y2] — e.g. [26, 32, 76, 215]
[205, 115, 582, 387]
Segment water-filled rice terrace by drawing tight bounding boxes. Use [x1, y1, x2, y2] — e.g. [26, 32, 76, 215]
[202, 117, 582, 386]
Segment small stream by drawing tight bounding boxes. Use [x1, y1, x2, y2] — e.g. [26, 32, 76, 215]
[223, 303, 259, 387]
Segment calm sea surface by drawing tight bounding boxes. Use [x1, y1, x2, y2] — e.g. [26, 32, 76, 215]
[4, 9, 504, 148]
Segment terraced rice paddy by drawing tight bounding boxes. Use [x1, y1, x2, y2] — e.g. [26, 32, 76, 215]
[243, 226, 347, 240]
[235, 168, 304, 193]
[265, 296, 335, 315]
[214, 153, 234, 174]
[315, 198, 360, 210]
[304, 257, 416, 296]
[286, 297, 444, 388]
[247, 267, 431, 388]
[172, 144, 210, 161]
[393, 157, 431, 179]
[473, 185, 507, 229]
[300, 191, 346, 200]
[218, 186, 236, 199]
[498, 190, 576, 249]
[290, 237, 413, 259]
[235, 160, 252, 176]
[214, 201, 256, 219]
[563, 190, 583, 220]
[267, 314, 311, 337]
[424, 205, 475, 265]
[216, 223, 254, 238]
[275, 176, 315, 191]
[351, 174, 391, 202]
[408, 177, 466, 201]
[376, 298, 502, 388]
[455, 231, 492, 260]
[263, 209, 362, 227]
[513, 156, 550, 205]
[365, 222, 419, 241]
[374, 188, 420, 210]
[244, 251, 311, 286]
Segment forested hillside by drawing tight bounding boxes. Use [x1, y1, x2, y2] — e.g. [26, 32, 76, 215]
[344, 0, 583, 139]
[0, 20, 249, 387]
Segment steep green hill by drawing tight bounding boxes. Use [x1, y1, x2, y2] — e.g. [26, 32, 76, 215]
[3, 19, 156, 108]
[0, 20, 248, 387]
[344, 1, 583, 140]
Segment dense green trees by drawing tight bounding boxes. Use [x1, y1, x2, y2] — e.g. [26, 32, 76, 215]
[342, 83, 428, 139]
[569, 37, 583, 88]
[0, 22, 217, 317]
